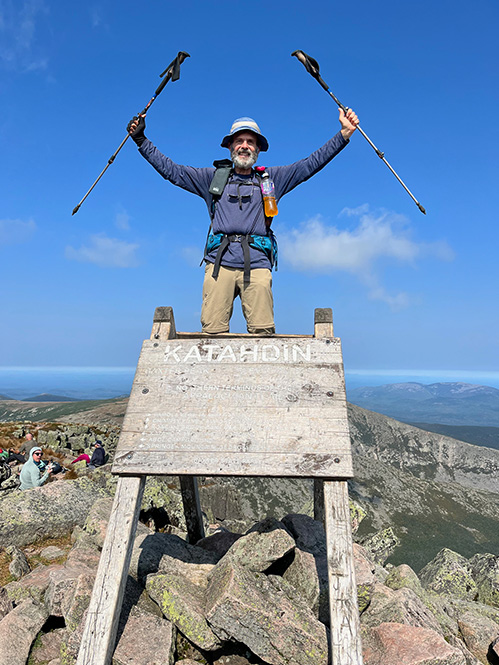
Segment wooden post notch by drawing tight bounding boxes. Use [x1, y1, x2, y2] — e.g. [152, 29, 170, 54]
[77, 307, 363, 665]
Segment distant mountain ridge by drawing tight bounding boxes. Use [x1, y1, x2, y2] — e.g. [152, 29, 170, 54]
[348, 381, 499, 426]
[23, 393, 81, 402]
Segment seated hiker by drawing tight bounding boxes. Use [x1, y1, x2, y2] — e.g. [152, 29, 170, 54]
[19, 432, 38, 457]
[127, 109, 359, 335]
[19, 447, 54, 490]
[6, 446, 26, 465]
[71, 448, 90, 465]
[88, 441, 105, 469]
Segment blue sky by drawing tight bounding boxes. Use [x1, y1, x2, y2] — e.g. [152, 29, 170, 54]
[1, 0, 498, 380]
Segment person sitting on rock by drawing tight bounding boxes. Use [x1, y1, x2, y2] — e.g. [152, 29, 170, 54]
[6, 446, 26, 465]
[19, 447, 54, 490]
[19, 433, 38, 457]
[88, 441, 105, 470]
[71, 448, 91, 465]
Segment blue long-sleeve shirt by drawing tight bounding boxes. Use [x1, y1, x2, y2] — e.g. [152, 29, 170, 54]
[138, 131, 349, 270]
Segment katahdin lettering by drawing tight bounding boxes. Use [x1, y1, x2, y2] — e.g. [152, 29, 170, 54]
[162, 343, 311, 363]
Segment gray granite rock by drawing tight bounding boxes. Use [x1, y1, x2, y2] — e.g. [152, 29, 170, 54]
[0, 587, 14, 621]
[281, 513, 327, 556]
[6, 545, 31, 579]
[219, 518, 295, 573]
[195, 530, 242, 560]
[0, 599, 49, 665]
[360, 583, 442, 634]
[361, 622, 467, 665]
[457, 610, 499, 664]
[205, 559, 328, 665]
[113, 607, 176, 665]
[420, 548, 477, 600]
[469, 553, 499, 608]
[360, 526, 401, 565]
[0, 476, 115, 548]
[146, 565, 221, 652]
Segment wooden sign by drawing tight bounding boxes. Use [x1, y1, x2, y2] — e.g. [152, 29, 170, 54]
[113, 336, 352, 478]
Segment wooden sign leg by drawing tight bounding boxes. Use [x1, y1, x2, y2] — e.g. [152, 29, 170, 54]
[324, 480, 363, 665]
[314, 478, 325, 524]
[76, 476, 146, 665]
[179, 475, 205, 543]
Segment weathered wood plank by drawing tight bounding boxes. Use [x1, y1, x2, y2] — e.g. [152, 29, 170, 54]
[314, 308, 334, 339]
[113, 335, 350, 478]
[150, 306, 176, 341]
[176, 332, 315, 339]
[324, 480, 363, 665]
[76, 476, 145, 665]
[117, 418, 350, 454]
[116, 422, 350, 452]
[112, 449, 352, 477]
[136, 337, 344, 365]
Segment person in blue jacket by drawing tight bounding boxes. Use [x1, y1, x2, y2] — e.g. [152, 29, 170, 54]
[88, 441, 106, 469]
[19, 447, 54, 490]
[127, 109, 359, 335]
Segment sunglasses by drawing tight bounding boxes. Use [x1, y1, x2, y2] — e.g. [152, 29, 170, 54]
[33, 452, 42, 456]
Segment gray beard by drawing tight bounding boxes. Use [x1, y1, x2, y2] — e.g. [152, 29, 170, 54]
[231, 148, 259, 170]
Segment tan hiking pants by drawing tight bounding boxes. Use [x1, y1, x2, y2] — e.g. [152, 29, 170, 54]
[201, 262, 275, 335]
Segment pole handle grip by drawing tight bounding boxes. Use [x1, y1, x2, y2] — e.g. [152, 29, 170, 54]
[155, 51, 190, 96]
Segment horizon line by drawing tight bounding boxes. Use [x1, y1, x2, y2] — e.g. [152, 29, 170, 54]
[0, 366, 498, 377]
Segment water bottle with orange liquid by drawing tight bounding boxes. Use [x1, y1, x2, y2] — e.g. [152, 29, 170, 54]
[260, 172, 278, 218]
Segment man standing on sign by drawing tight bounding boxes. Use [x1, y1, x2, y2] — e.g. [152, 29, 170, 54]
[127, 108, 358, 335]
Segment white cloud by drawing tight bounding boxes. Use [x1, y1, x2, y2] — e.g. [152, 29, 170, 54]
[0, 218, 36, 245]
[278, 206, 454, 309]
[115, 211, 131, 231]
[0, 0, 49, 72]
[65, 234, 140, 268]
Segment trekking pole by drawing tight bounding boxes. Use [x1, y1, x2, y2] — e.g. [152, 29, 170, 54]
[291, 50, 426, 215]
[72, 51, 190, 215]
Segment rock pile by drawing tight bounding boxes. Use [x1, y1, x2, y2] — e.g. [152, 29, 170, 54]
[1, 484, 499, 665]
[12, 424, 120, 457]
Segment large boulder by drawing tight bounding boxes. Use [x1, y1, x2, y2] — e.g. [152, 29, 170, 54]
[0, 599, 49, 665]
[205, 559, 328, 665]
[360, 527, 401, 565]
[384, 563, 425, 597]
[4, 563, 60, 604]
[469, 554, 499, 608]
[420, 548, 477, 600]
[0, 476, 114, 547]
[362, 622, 467, 665]
[360, 583, 442, 634]
[457, 610, 499, 664]
[219, 517, 295, 572]
[130, 532, 218, 586]
[147, 565, 221, 651]
[113, 606, 176, 665]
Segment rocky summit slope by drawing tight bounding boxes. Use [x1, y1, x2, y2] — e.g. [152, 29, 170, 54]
[1, 396, 499, 664]
[1, 485, 499, 665]
[1, 396, 499, 573]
